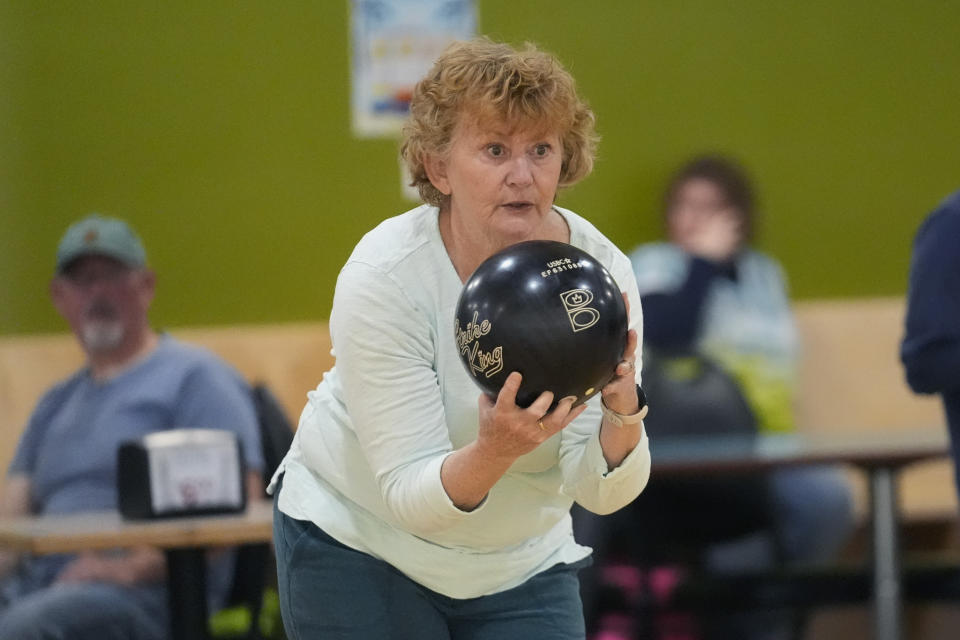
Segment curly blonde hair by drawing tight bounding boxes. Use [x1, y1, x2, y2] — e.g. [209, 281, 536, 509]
[400, 38, 598, 208]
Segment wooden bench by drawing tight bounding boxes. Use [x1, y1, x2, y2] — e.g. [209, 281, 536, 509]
[2, 297, 952, 522]
[1, 297, 956, 638]
[794, 298, 954, 526]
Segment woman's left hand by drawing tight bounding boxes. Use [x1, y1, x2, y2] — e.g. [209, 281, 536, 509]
[597, 294, 643, 470]
[600, 295, 640, 416]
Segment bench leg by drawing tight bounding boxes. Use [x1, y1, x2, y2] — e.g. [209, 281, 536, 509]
[870, 466, 902, 640]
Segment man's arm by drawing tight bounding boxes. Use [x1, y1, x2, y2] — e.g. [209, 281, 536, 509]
[55, 547, 167, 586]
[1, 474, 31, 515]
[0, 474, 32, 577]
[55, 471, 264, 587]
[902, 202, 960, 395]
[246, 469, 265, 501]
[3, 481, 161, 588]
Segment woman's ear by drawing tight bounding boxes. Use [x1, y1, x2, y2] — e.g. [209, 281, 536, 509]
[422, 153, 451, 196]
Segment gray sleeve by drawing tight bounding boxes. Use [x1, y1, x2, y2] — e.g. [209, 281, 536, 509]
[7, 385, 65, 477]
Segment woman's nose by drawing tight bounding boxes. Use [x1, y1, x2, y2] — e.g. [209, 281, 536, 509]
[506, 157, 534, 186]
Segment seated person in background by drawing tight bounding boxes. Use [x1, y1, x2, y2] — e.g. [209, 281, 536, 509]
[630, 154, 853, 567]
[0, 214, 264, 640]
[575, 155, 854, 639]
[902, 188, 960, 495]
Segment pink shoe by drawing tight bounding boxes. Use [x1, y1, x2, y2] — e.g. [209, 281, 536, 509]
[600, 563, 644, 603]
[591, 612, 636, 640]
[647, 565, 686, 605]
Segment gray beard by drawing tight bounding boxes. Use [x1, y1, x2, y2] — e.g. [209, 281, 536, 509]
[81, 321, 125, 353]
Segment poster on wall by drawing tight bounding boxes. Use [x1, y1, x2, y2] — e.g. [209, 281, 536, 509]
[350, 0, 477, 138]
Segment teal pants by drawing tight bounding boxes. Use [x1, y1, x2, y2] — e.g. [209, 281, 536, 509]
[273, 479, 588, 640]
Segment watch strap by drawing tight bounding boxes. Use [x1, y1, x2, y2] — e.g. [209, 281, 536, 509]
[601, 385, 649, 427]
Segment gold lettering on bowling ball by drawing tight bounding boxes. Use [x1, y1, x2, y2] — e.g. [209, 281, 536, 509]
[455, 311, 491, 351]
[560, 289, 600, 332]
[455, 311, 504, 379]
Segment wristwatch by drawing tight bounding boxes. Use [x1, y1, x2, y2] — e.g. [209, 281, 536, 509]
[601, 385, 649, 427]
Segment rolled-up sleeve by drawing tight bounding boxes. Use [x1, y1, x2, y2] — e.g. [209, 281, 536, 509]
[330, 262, 483, 535]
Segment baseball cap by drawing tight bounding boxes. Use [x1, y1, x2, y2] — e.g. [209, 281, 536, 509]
[56, 214, 148, 273]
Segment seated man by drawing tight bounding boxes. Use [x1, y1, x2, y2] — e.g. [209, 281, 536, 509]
[0, 214, 264, 640]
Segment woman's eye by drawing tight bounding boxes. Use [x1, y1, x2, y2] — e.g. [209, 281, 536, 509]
[487, 144, 504, 157]
[534, 144, 550, 157]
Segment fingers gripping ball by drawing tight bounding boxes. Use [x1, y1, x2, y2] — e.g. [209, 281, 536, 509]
[454, 240, 628, 409]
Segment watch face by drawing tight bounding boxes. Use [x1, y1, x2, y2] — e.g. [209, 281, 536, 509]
[637, 385, 648, 410]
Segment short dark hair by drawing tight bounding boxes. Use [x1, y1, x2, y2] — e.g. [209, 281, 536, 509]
[663, 154, 756, 240]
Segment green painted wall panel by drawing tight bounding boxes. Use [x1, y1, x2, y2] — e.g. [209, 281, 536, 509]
[3, 1, 958, 334]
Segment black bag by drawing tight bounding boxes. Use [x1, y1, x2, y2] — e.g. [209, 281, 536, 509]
[642, 349, 757, 438]
[635, 349, 774, 548]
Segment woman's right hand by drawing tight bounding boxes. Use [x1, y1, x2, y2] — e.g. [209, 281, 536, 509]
[678, 209, 744, 263]
[475, 372, 586, 463]
[440, 372, 587, 511]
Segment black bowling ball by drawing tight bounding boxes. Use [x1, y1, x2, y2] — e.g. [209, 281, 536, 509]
[454, 240, 628, 409]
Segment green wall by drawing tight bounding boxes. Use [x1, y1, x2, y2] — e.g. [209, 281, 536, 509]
[3, 1, 959, 335]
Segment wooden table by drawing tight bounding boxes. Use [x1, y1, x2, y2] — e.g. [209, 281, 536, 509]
[0, 499, 274, 640]
[649, 428, 951, 640]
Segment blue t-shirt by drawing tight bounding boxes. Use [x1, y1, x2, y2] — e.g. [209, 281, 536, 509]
[10, 335, 263, 512]
[7, 334, 263, 603]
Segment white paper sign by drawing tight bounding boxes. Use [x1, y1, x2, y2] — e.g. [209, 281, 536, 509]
[145, 429, 243, 513]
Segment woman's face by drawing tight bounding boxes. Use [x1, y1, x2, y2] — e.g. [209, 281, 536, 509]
[428, 115, 563, 244]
